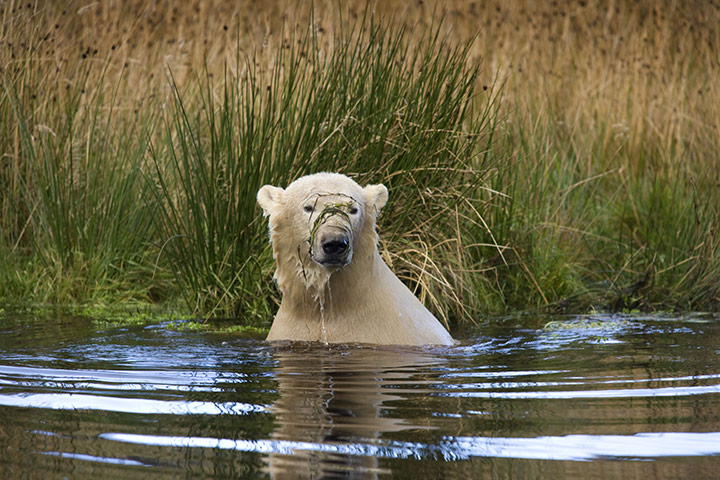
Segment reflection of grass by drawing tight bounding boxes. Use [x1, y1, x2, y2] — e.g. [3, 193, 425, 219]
[1, 1, 719, 326]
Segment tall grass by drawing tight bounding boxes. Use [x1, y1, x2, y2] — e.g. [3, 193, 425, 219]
[1, 0, 719, 322]
[2, 64, 163, 304]
[149, 21, 497, 321]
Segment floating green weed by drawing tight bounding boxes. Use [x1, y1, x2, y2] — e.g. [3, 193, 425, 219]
[167, 321, 269, 338]
[543, 317, 633, 332]
[74, 304, 189, 327]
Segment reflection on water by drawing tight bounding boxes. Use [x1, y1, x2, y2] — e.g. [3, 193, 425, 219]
[266, 347, 444, 478]
[0, 312, 719, 478]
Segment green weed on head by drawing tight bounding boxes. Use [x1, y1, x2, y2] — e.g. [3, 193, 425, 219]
[308, 202, 354, 250]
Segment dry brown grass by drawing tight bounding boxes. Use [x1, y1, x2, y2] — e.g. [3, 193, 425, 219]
[4, 0, 717, 166]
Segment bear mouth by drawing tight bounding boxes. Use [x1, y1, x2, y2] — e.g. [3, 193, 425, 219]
[312, 246, 352, 268]
[316, 257, 350, 268]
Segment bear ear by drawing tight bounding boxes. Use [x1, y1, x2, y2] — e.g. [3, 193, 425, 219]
[363, 184, 389, 214]
[257, 185, 284, 216]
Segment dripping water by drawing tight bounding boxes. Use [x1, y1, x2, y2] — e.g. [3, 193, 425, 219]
[317, 279, 330, 346]
[318, 298, 328, 346]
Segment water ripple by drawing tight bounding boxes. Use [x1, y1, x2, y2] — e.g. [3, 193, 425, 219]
[0, 364, 242, 393]
[42, 451, 150, 467]
[440, 383, 720, 399]
[99, 431, 720, 461]
[0, 392, 268, 415]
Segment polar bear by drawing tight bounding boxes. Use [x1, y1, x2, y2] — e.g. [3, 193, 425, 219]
[257, 173, 454, 345]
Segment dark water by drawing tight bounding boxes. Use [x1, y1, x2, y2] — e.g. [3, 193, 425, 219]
[1, 311, 719, 478]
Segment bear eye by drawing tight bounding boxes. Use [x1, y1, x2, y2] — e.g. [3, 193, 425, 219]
[304, 205, 314, 213]
[349, 206, 358, 215]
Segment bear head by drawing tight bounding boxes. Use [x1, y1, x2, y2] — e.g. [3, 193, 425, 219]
[257, 173, 388, 295]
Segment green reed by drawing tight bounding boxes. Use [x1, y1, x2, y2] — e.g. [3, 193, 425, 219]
[1, 57, 163, 304]
[147, 19, 496, 322]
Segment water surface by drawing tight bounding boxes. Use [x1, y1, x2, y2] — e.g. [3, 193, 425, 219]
[1, 311, 719, 478]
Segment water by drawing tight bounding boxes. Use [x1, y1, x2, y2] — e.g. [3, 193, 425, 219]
[1, 311, 719, 478]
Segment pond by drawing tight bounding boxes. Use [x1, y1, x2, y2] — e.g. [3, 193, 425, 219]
[1, 311, 719, 478]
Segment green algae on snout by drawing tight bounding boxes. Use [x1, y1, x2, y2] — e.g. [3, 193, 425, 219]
[308, 201, 354, 251]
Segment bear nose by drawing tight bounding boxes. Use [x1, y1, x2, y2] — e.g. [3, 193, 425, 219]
[322, 236, 348, 256]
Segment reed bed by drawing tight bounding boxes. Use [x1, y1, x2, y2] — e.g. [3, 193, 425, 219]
[1, 0, 718, 324]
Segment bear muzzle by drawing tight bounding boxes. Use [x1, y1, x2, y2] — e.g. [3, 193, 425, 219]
[312, 230, 353, 268]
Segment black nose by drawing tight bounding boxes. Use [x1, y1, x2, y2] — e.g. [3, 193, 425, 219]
[322, 237, 348, 256]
